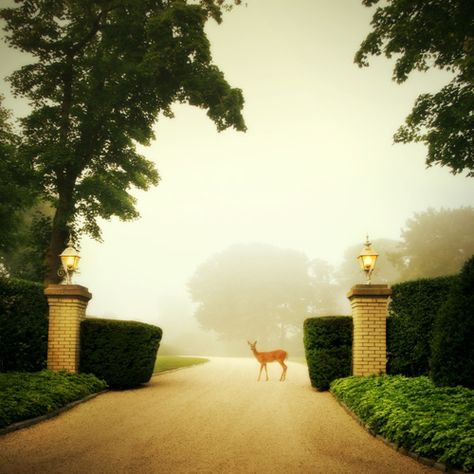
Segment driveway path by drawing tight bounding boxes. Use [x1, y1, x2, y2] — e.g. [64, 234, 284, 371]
[0, 358, 436, 474]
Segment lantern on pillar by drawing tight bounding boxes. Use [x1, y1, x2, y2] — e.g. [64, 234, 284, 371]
[59, 236, 80, 285]
[357, 235, 378, 284]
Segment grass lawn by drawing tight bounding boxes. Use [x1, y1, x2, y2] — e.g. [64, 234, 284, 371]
[154, 355, 209, 374]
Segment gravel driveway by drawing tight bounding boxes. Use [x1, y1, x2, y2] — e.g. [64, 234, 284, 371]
[0, 357, 436, 474]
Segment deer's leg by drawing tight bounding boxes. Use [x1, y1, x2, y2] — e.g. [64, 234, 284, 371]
[279, 361, 288, 381]
[264, 364, 269, 381]
[258, 364, 264, 381]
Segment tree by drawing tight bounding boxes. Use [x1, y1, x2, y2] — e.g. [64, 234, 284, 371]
[356, 0, 474, 176]
[0, 0, 246, 283]
[188, 243, 317, 348]
[389, 207, 474, 280]
[308, 258, 346, 316]
[0, 94, 35, 257]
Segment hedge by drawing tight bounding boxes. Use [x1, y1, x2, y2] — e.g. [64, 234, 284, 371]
[0, 277, 48, 372]
[80, 318, 162, 388]
[303, 316, 352, 391]
[431, 256, 474, 388]
[387, 276, 457, 376]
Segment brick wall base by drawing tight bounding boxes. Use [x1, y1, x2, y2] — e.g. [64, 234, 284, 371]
[347, 284, 391, 376]
[45, 285, 92, 373]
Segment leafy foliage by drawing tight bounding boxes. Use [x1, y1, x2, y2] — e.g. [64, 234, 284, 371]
[189, 243, 317, 347]
[356, 0, 474, 176]
[387, 275, 457, 376]
[0, 1, 246, 282]
[303, 316, 352, 391]
[0, 370, 107, 429]
[431, 255, 474, 388]
[0, 95, 38, 259]
[331, 375, 474, 471]
[0, 277, 48, 372]
[389, 208, 474, 281]
[80, 318, 162, 388]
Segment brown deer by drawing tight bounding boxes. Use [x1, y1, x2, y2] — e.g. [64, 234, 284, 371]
[247, 341, 288, 382]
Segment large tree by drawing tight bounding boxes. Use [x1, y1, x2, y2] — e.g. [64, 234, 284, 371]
[356, 0, 474, 176]
[0, 0, 246, 283]
[389, 207, 474, 280]
[188, 243, 317, 348]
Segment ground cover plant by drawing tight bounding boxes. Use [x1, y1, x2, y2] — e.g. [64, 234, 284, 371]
[0, 370, 107, 429]
[154, 356, 209, 374]
[330, 375, 474, 472]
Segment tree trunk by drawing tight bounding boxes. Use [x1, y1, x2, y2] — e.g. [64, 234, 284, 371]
[43, 188, 74, 285]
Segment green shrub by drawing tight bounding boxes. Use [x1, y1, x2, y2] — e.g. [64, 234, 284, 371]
[0, 370, 107, 429]
[80, 318, 162, 388]
[387, 276, 457, 376]
[0, 277, 48, 372]
[331, 375, 474, 472]
[303, 316, 352, 391]
[431, 256, 474, 388]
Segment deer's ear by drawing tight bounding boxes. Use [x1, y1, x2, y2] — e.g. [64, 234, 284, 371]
[254, 340, 257, 345]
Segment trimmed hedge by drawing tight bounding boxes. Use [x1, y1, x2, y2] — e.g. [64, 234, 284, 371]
[387, 276, 457, 376]
[80, 318, 162, 388]
[303, 316, 352, 391]
[0, 277, 48, 372]
[431, 256, 474, 388]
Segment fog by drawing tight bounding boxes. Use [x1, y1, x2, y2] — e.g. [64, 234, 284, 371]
[1, 1, 473, 356]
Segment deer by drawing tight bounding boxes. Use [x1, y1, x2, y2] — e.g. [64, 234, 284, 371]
[247, 340, 288, 382]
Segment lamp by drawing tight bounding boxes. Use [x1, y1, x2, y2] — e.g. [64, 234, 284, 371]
[59, 235, 80, 285]
[357, 235, 378, 284]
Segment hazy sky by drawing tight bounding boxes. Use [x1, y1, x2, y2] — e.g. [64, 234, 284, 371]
[1, 1, 473, 348]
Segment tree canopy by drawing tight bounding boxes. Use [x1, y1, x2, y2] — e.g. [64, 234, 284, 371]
[356, 0, 474, 176]
[188, 243, 318, 347]
[0, 0, 246, 283]
[388, 207, 474, 281]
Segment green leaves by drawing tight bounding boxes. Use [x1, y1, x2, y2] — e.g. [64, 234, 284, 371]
[356, 0, 474, 176]
[0, 370, 107, 429]
[0, 0, 245, 281]
[331, 375, 474, 471]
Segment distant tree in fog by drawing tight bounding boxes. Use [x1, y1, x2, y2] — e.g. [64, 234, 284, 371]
[308, 259, 346, 315]
[389, 207, 474, 281]
[188, 243, 318, 347]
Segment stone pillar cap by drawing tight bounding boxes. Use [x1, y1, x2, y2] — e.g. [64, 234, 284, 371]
[347, 284, 392, 299]
[44, 284, 92, 301]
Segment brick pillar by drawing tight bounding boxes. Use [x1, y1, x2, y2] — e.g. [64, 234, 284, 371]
[347, 284, 392, 376]
[45, 284, 92, 373]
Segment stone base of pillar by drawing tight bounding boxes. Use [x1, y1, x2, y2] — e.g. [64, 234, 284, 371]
[45, 284, 92, 373]
[347, 284, 391, 376]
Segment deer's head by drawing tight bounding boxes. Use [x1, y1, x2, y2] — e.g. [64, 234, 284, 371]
[247, 340, 257, 351]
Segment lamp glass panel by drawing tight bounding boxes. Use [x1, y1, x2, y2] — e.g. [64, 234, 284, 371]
[362, 254, 376, 270]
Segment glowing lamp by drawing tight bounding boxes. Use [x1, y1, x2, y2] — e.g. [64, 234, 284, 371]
[357, 236, 378, 284]
[59, 236, 80, 284]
